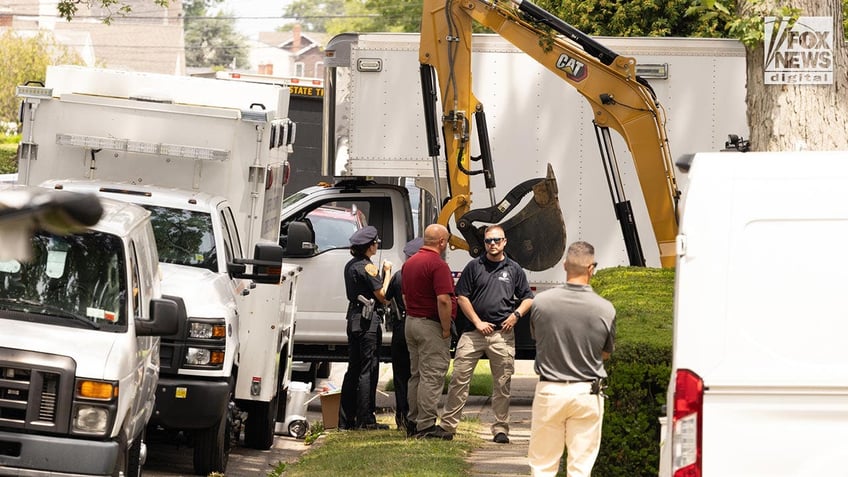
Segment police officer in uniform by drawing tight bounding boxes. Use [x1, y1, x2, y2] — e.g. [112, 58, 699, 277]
[339, 225, 392, 430]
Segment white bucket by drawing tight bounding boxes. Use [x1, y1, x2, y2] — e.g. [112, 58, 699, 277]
[283, 381, 311, 438]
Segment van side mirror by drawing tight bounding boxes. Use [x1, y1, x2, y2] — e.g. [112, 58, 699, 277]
[284, 220, 317, 258]
[137, 297, 180, 336]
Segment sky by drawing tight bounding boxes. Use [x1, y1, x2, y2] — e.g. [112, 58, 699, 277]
[213, 0, 293, 40]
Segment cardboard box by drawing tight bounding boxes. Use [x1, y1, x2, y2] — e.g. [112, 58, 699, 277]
[319, 390, 341, 429]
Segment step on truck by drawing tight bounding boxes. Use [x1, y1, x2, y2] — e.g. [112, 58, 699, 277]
[0, 185, 179, 477]
[15, 66, 311, 474]
[279, 28, 747, 366]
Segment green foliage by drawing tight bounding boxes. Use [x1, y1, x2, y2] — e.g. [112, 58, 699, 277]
[534, 0, 732, 37]
[184, 5, 249, 69]
[591, 266, 674, 477]
[283, 0, 347, 33]
[56, 0, 170, 24]
[0, 31, 83, 125]
[0, 143, 17, 174]
[284, 0, 422, 35]
[267, 460, 287, 477]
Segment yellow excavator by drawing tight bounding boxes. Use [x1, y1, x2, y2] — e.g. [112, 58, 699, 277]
[419, 0, 680, 269]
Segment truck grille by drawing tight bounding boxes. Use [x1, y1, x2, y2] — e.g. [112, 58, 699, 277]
[0, 348, 75, 434]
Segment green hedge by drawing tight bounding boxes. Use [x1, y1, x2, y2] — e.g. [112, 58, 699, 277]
[1, 135, 19, 174]
[591, 266, 674, 477]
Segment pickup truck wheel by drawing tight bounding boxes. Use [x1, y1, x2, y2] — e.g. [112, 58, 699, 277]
[243, 393, 278, 450]
[193, 410, 230, 475]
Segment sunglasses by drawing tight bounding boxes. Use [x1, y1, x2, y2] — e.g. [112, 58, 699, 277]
[484, 237, 505, 244]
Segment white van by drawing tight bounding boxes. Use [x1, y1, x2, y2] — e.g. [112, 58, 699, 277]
[659, 151, 848, 477]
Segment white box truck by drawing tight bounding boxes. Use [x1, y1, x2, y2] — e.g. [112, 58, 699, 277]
[659, 151, 848, 477]
[15, 66, 309, 474]
[0, 185, 179, 477]
[279, 33, 748, 366]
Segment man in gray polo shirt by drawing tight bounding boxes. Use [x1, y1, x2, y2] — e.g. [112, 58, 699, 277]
[528, 241, 615, 477]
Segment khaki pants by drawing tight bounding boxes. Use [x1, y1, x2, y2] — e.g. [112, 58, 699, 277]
[405, 317, 450, 431]
[528, 381, 604, 477]
[441, 329, 515, 436]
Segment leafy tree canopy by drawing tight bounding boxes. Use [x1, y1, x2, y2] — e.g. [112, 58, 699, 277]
[183, 0, 249, 69]
[0, 31, 83, 124]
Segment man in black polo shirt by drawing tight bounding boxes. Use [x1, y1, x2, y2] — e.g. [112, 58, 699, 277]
[438, 224, 533, 444]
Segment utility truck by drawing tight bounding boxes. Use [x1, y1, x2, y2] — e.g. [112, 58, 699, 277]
[213, 72, 328, 197]
[15, 66, 310, 474]
[280, 19, 746, 365]
[0, 185, 179, 477]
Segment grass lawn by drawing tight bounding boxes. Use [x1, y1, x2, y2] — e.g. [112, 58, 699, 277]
[276, 266, 674, 477]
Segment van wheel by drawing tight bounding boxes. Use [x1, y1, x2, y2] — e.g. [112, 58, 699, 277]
[193, 409, 230, 475]
[243, 393, 278, 450]
[113, 430, 143, 477]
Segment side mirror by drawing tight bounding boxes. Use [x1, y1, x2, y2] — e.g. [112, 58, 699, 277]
[284, 220, 317, 258]
[230, 242, 285, 284]
[137, 297, 181, 336]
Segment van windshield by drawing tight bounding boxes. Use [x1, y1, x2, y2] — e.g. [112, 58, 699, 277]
[143, 206, 217, 272]
[0, 231, 127, 330]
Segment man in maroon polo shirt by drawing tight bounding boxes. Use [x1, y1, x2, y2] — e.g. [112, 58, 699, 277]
[401, 223, 454, 440]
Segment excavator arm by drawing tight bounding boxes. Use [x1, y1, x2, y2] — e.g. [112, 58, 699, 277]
[419, 0, 680, 268]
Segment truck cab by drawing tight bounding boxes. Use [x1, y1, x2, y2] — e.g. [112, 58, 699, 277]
[281, 181, 412, 361]
[0, 186, 178, 477]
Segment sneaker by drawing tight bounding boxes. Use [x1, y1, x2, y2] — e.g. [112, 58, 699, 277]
[416, 425, 454, 441]
[493, 432, 510, 444]
[406, 421, 417, 438]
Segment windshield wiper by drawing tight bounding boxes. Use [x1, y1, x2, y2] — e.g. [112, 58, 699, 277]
[0, 298, 101, 329]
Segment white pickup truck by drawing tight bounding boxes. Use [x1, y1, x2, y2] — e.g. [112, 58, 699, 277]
[0, 185, 178, 477]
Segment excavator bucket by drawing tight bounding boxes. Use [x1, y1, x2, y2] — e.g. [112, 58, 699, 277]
[457, 164, 566, 271]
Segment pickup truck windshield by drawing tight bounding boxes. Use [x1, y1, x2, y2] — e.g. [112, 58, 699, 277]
[0, 231, 127, 329]
[144, 205, 217, 272]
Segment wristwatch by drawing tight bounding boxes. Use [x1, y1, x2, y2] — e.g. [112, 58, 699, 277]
[513, 310, 521, 320]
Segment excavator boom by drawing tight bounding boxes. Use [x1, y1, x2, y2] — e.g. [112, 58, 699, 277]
[419, 0, 680, 268]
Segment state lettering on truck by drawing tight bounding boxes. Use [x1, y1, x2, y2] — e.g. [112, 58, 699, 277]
[0, 185, 179, 477]
[15, 66, 311, 475]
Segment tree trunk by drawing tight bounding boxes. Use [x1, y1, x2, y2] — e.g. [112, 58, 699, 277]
[741, 0, 848, 151]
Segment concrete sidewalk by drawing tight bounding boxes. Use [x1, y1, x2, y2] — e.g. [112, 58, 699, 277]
[460, 361, 537, 476]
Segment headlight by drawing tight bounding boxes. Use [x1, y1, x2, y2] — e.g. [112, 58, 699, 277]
[185, 347, 225, 366]
[72, 379, 117, 436]
[189, 321, 226, 339]
[72, 404, 111, 435]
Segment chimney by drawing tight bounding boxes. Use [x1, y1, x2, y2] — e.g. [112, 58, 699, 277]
[292, 23, 302, 50]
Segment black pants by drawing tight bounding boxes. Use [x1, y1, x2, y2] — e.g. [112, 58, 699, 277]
[390, 319, 411, 427]
[339, 320, 381, 429]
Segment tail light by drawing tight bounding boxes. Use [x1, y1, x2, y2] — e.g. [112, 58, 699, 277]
[672, 369, 703, 477]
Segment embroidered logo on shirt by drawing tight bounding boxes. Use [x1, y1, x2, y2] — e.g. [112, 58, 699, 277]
[498, 271, 510, 283]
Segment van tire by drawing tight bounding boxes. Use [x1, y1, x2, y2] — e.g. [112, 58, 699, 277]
[193, 410, 230, 475]
[243, 393, 278, 450]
